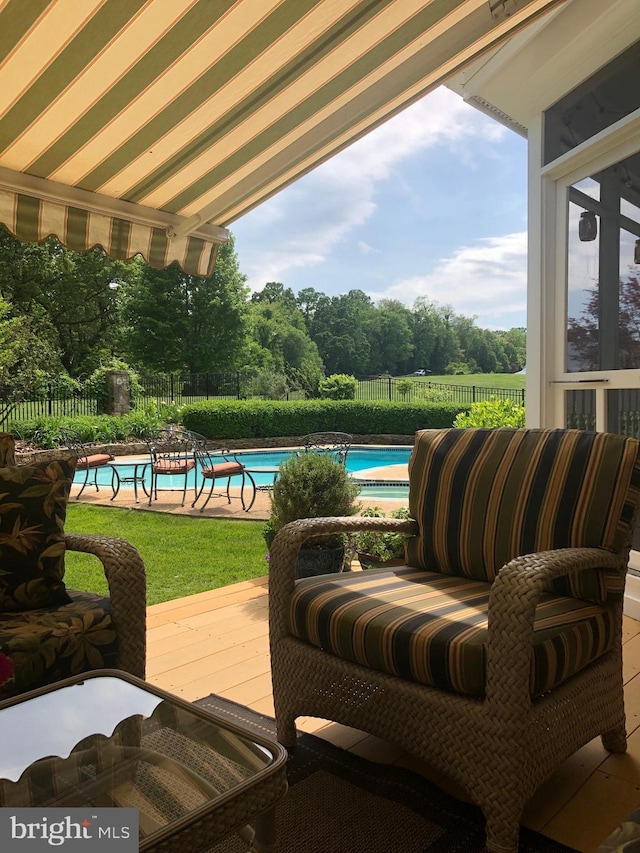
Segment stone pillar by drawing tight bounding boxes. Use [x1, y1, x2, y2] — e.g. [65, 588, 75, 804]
[105, 370, 131, 416]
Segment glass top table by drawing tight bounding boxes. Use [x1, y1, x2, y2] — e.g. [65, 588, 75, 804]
[0, 670, 288, 851]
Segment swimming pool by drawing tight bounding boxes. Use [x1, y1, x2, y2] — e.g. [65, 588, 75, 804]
[74, 446, 412, 499]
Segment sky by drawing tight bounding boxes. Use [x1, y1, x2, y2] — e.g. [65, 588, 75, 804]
[230, 86, 529, 332]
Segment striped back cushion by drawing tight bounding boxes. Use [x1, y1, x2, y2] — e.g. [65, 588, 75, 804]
[407, 429, 640, 597]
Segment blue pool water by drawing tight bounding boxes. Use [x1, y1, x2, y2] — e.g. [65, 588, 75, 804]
[75, 446, 412, 499]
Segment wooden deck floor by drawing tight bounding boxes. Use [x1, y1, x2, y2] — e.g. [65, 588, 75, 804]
[146, 578, 640, 853]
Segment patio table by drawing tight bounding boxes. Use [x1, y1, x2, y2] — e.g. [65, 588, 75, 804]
[0, 669, 288, 852]
[108, 459, 150, 503]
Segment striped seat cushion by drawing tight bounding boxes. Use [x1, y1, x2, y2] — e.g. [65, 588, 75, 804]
[407, 428, 640, 602]
[289, 566, 614, 697]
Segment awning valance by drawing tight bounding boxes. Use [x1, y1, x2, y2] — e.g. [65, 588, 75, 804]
[0, 0, 568, 271]
[0, 180, 223, 277]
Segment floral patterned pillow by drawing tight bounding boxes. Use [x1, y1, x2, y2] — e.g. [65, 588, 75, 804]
[0, 458, 76, 612]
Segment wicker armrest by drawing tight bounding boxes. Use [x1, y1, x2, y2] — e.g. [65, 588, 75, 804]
[485, 546, 623, 708]
[64, 533, 146, 679]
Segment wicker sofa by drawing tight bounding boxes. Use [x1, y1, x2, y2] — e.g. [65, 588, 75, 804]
[269, 427, 640, 853]
[0, 433, 146, 699]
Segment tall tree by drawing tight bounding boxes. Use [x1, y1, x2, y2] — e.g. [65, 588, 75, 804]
[495, 327, 526, 372]
[0, 295, 63, 401]
[308, 290, 376, 375]
[296, 287, 324, 328]
[121, 236, 249, 373]
[0, 228, 128, 377]
[410, 299, 461, 374]
[246, 283, 323, 385]
[369, 299, 414, 375]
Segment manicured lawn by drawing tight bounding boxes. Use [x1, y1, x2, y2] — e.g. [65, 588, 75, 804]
[64, 505, 269, 606]
[420, 374, 526, 390]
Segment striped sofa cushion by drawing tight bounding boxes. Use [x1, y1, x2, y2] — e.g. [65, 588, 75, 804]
[406, 428, 640, 601]
[289, 566, 614, 697]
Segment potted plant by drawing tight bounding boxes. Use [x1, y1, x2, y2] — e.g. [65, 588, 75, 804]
[354, 506, 411, 569]
[264, 451, 361, 577]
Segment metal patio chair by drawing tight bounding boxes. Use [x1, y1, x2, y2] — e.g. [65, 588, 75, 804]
[145, 428, 197, 507]
[59, 429, 114, 499]
[188, 431, 256, 512]
[301, 432, 352, 466]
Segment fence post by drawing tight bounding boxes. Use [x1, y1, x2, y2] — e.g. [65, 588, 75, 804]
[104, 370, 131, 415]
[170, 374, 175, 403]
[388, 376, 392, 401]
[205, 372, 210, 400]
[237, 372, 241, 400]
[48, 382, 53, 417]
[472, 386, 476, 403]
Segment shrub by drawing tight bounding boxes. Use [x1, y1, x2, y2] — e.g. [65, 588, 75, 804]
[396, 379, 413, 399]
[318, 373, 358, 400]
[264, 452, 361, 549]
[353, 506, 411, 563]
[12, 404, 172, 448]
[31, 371, 81, 400]
[445, 361, 472, 375]
[246, 369, 289, 400]
[453, 397, 526, 429]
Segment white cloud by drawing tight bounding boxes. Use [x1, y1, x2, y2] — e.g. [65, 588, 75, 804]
[357, 240, 381, 255]
[232, 87, 507, 290]
[371, 232, 528, 328]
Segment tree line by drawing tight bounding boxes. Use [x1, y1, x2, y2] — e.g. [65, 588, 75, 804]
[0, 226, 526, 401]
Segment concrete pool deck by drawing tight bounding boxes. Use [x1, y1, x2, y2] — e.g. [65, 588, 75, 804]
[69, 460, 410, 520]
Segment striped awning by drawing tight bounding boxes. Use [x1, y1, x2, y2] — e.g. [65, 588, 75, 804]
[0, 0, 567, 274]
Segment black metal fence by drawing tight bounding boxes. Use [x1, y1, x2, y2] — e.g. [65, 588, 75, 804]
[355, 376, 526, 405]
[1, 372, 527, 428]
[1, 380, 99, 426]
[139, 372, 246, 404]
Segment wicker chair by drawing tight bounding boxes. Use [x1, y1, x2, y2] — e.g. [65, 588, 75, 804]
[269, 428, 640, 853]
[0, 433, 146, 698]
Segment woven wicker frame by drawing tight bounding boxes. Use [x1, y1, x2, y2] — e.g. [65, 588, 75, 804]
[64, 533, 146, 679]
[269, 514, 630, 853]
[0, 435, 146, 683]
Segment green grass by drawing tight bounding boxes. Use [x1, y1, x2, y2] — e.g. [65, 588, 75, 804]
[64, 505, 269, 606]
[419, 374, 526, 390]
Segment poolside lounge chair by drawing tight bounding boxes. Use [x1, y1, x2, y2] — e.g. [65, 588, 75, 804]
[269, 427, 640, 853]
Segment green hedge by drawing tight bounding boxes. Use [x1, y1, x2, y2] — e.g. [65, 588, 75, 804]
[180, 400, 468, 439]
[12, 400, 470, 449]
